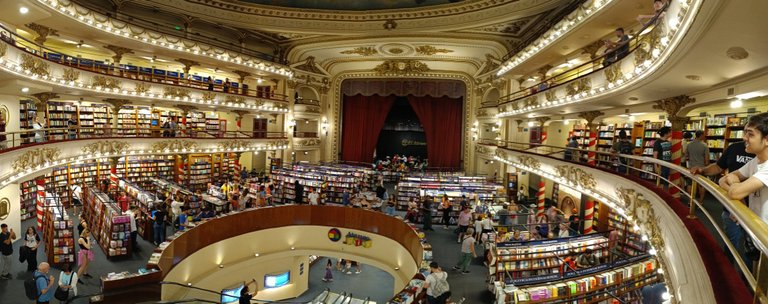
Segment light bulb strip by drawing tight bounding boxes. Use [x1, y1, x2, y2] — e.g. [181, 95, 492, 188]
[496, 0, 615, 76]
[34, 0, 293, 78]
[0, 57, 289, 114]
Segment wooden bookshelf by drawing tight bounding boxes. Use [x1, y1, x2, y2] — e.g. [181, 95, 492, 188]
[19, 99, 38, 144]
[116, 178, 158, 240]
[42, 199, 75, 267]
[19, 180, 38, 220]
[82, 187, 132, 259]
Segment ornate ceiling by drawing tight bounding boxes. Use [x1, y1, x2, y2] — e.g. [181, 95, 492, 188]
[236, 0, 466, 11]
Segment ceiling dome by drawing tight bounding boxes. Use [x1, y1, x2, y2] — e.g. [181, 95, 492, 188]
[236, 0, 465, 11]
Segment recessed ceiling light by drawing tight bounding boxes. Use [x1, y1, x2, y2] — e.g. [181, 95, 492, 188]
[628, 97, 639, 101]
[21, 87, 29, 93]
[19, 7, 29, 14]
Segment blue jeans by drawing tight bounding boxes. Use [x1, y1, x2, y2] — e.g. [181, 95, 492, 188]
[385, 206, 395, 216]
[722, 211, 752, 270]
[153, 222, 166, 245]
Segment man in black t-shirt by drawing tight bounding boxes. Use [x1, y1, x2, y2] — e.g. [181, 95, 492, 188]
[690, 141, 754, 268]
[653, 127, 673, 188]
[0, 223, 16, 279]
[422, 196, 435, 231]
[151, 205, 168, 246]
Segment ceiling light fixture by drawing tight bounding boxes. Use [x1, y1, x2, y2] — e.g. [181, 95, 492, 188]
[76, 40, 83, 48]
[21, 87, 29, 93]
[730, 99, 743, 109]
[19, 7, 29, 14]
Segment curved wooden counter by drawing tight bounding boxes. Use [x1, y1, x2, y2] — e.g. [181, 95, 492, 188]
[102, 205, 424, 303]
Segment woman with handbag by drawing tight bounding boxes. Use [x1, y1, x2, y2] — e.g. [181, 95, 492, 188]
[23, 227, 40, 271]
[55, 263, 78, 303]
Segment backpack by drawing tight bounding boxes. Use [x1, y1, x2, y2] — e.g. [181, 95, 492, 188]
[430, 272, 450, 296]
[618, 140, 633, 155]
[25, 273, 46, 300]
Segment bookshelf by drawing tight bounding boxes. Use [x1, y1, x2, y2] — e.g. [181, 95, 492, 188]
[82, 187, 132, 259]
[396, 175, 501, 219]
[116, 178, 158, 240]
[151, 178, 202, 214]
[596, 125, 615, 167]
[501, 257, 659, 303]
[78, 103, 110, 137]
[19, 100, 38, 144]
[570, 124, 590, 150]
[507, 173, 518, 203]
[41, 195, 75, 267]
[47, 165, 71, 207]
[607, 210, 648, 257]
[187, 155, 213, 192]
[490, 234, 611, 284]
[46, 101, 77, 141]
[19, 180, 38, 220]
[271, 168, 327, 204]
[117, 106, 139, 136]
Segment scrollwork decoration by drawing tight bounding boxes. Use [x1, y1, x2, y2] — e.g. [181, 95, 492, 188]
[163, 87, 191, 99]
[295, 138, 321, 147]
[92, 76, 121, 90]
[62, 68, 80, 82]
[225, 95, 246, 104]
[201, 91, 216, 101]
[12, 148, 61, 172]
[604, 63, 624, 83]
[218, 140, 252, 150]
[554, 165, 597, 190]
[150, 140, 198, 151]
[20, 54, 50, 77]
[81, 141, 130, 155]
[134, 83, 151, 94]
[516, 155, 541, 170]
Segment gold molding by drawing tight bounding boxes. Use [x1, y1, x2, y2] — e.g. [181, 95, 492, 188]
[544, 88, 557, 102]
[494, 149, 507, 160]
[604, 63, 624, 83]
[565, 77, 591, 96]
[554, 165, 597, 190]
[20, 54, 50, 77]
[134, 83, 151, 94]
[12, 148, 61, 172]
[0, 197, 8, 221]
[92, 76, 121, 90]
[475, 145, 490, 154]
[516, 155, 541, 170]
[150, 140, 199, 151]
[340, 47, 378, 56]
[163, 87, 191, 99]
[226, 95, 246, 104]
[295, 138, 322, 147]
[0, 43, 7, 58]
[81, 141, 130, 155]
[202, 91, 217, 101]
[218, 140, 253, 150]
[62, 68, 80, 82]
[415, 45, 453, 56]
[373, 60, 430, 75]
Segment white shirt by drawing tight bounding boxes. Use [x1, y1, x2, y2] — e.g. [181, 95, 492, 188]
[58, 271, 79, 296]
[171, 200, 184, 216]
[425, 271, 448, 297]
[481, 218, 494, 230]
[308, 192, 319, 205]
[737, 158, 768, 223]
[71, 185, 82, 200]
[123, 210, 137, 232]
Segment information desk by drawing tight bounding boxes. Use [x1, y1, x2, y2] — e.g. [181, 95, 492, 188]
[101, 206, 427, 304]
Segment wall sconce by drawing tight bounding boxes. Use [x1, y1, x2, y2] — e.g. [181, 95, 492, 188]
[321, 117, 328, 136]
[471, 121, 479, 141]
[288, 118, 296, 129]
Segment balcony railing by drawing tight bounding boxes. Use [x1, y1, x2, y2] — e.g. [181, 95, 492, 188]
[292, 131, 318, 138]
[295, 98, 321, 106]
[0, 23, 288, 103]
[0, 127, 286, 154]
[478, 138, 767, 303]
[498, 2, 668, 108]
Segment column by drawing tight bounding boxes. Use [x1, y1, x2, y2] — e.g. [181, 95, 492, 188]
[103, 45, 133, 65]
[233, 110, 248, 132]
[578, 111, 604, 166]
[653, 95, 696, 199]
[103, 99, 131, 134]
[175, 59, 200, 84]
[232, 70, 252, 95]
[536, 181, 545, 217]
[177, 105, 196, 136]
[583, 198, 595, 234]
[536, 117, 550, 145]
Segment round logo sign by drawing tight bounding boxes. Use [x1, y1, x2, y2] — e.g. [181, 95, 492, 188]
[328, 228, 341, 242]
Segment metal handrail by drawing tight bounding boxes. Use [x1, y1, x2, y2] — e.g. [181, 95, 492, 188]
[159, 281, 308, 303]
[0, 23, 289, 102]
[481, 139, 768, 297]
[0, 127, 286, 154]
[497, 2, 668, 105]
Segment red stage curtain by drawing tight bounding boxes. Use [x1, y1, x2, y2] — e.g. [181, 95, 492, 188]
[341, 94, 396, 163]
[407, 95, 463, 169]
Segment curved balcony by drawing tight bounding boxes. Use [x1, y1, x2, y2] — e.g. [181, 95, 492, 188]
[29, 0, 292, 77]
[479, 139, 765, 303]
[0, 127, 288, 189]
[496, 0, 698, 118]
[292, 135, 322, 151]
[293, 98, 322, 117]
[0, 28, 290, 113]
[99, 206, 423, 303]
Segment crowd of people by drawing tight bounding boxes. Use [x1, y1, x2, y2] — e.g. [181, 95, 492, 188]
[373, 155, 428, 172]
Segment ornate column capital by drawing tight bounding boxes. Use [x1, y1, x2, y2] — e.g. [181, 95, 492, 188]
[232, 110, 249, 120]
[232, 70, 252, 81]
[578, 110, 605, 132]
[535, 117, 550, 125]
[581, 40, 604, 59]
[653, 95, 695, 131]
[103, 45, 134, 64]
[176, 105, 197, 116]
[30, 92, 59, 109]
[25, 23, 58, 45]
[103, 98, 131, 114]
[175, 58, 200, 76]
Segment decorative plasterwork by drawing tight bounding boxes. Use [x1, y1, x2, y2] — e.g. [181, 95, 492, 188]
[0, 43, 6, 58]
[218, 140, 253, 150]
[163, 87, 191, 99]
[603, 61, 624, 83]
[20, 54, 50, 77]
[225, 95, 246, 104]
[414, 45, 453, 56]
[294, 138, 322, 148]
[516, 155, 541, 170]
[464, 19, 531, 36]
[373, 60, 430, 75]
[62, 68, 80, 82]
[555, 165, 597, 190]
[565, 77, 591, 96]
[134, 83, 151, 94]
[294, 56, 324, 74]
[201, 92, 217, 101]
[81, 141, 131, 155]
[475, 145, 491, 155]
[340, 47, 378, 56]
[151, 140, 199, 151]
[92, 76, 122, 90]
[12, 148, 61, 172]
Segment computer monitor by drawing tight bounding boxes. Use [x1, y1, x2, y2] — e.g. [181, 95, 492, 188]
[221, 283, 245, 304]
[264, 271, 290, 288]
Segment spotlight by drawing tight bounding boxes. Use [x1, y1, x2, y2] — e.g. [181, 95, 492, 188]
[254, 253, 260, 257]
[290, 246, 295, 250]
[19, 7, 29, 14]
[21, 87, 29, 93]
[394, 267, 400, 270]
[219, 264, 224, 268]
[730, 99, 743, 109]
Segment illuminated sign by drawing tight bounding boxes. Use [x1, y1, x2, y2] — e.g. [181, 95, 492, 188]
[264, 271, 290, 288]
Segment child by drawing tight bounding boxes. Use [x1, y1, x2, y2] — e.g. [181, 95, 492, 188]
[323, 259, 334, 282]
